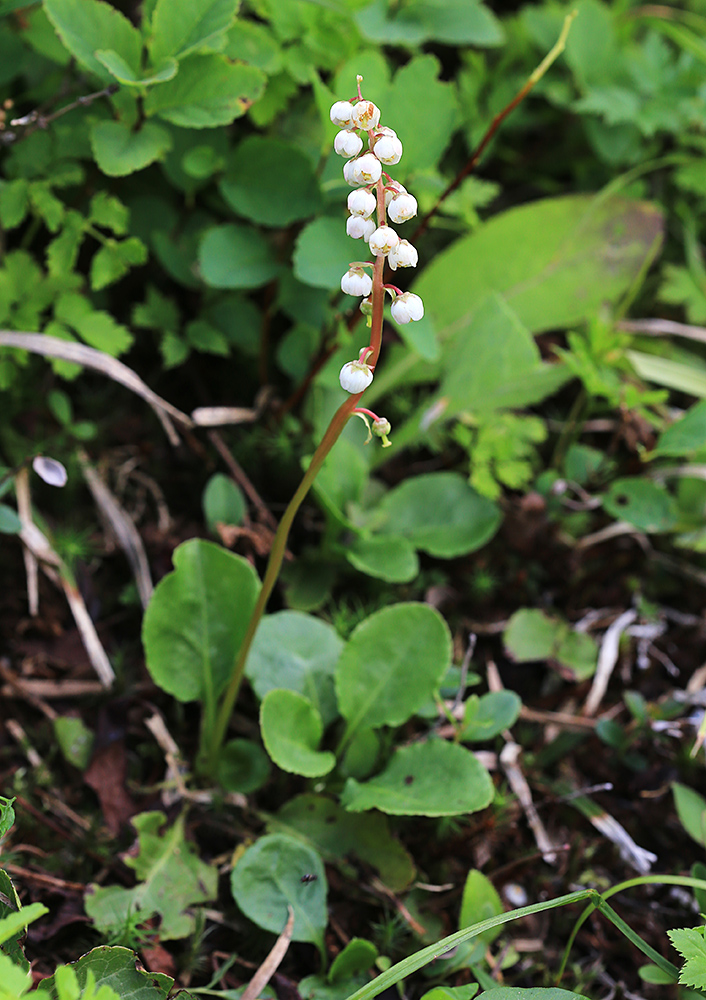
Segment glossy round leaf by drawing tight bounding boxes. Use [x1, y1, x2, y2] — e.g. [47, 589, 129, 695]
[260, 690, 335, 778]
[220, 137, 321, 227]
[198, 223, 279, 289]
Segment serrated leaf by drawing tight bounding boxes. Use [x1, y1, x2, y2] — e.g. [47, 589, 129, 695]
[44, 0, 142, 81]
[260, 690, 336, 777]
[0, 178, 29, 229]
[36, 945, 189, 1000]
[90, 237, 148, 290]
[90, 120, 173, 177]
[46, 211, 85, 276]
[668, 927, 706, 990]
[142, 538, 260, 704]
[85, 813, 217, 941]
[95, 49, 178, 86]
[341, 740, 494, 816]
[230, 834, 327, 949]
[144, 54, 265, 127]
[149, 0, 238, 64]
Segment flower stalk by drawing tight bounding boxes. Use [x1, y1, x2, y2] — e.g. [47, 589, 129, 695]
[202, 78, 423, 777]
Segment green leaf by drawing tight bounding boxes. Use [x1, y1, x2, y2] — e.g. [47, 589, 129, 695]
[149, 0, 237, 63]
[95, 49, 178, 86]
[386, 54, 460, 175]
[629, 349, 706, 399]
[603, 478, 678, 532]
[476, 991, 590, 1000]
[346, 535, 419, 583]
[53, 716, 94, 769]
[216, 739, 270, 794]
[0, 798, 15, 840]
[667, 928, 706, 991]
[144, 54, 265, 127]
[672, 783, 706, 847]
[202, 473, 246, 533]
[0, 178, 29, 229]
[357, 0, 503, 47]
[0, 505, 22, 533]
[655, 400, 706, 457]
[0, 952, 31, 996]
[414, 194, 663, 343]
[220, 137, 321, 227]
[273, 793, 415, 892]
[198, 223, 279, 289]
[230, 834, 327, 949]
[142, 538, 260, 703]
[376, 472, 501, 557]
[90, 120, 173, 177]
[420, 987, 479, 1000]
[44, 0, 142, 81]
[260, 690, 336, 777]
[460, 691, 522, 742]
[460, 870, 503, 942]
[293, 216, 357, 290]
[341, 740, 494, 816]
[47, 211, 85, 276]
[36, 945, 184, 1000]
[0, 901, 48, 950]
[55, 293, 134, 355]
[329, 939, 379, 983]
[90, 237, 148, 290]
[85, 813, 217, 941]
[0, 868, 33, 972]
[504, 609, 597, 679]
[336, 603, 451, 736]
[246, 610, 343, 727]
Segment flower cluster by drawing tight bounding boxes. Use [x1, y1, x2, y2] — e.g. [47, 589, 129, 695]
[331, 79, 424, 416]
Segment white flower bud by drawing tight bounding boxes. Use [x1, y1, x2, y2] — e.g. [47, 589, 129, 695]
[369, 126, 396, 150]
[350, 100, 380, 130]
[350, 152, 382, 186]
[347, 188, 376, 217]
[346, 215, 376, 241]
[343, 159, 357, 186]
[334, 129, 363, 158]
[384, 180, 406, 207]
[373, 134, 403, 165]
[340, 358, 374, 393]
[330, 100, 354, 127]
[388, 192, 417, 224]
[341, 268, 373, 297]
[388, 239, 418, 271]
[368, 224, 399, 257]
[391, 291, 424, 324]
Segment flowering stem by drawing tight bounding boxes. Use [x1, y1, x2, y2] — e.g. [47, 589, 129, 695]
[203, 183, 386, 778]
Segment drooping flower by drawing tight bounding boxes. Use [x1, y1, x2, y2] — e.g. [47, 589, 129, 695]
[368, 225, 399, 257]
[391, 291, 424, 324]
[388, 239, 418, 271]
[334, 130, 363, 158]
[346, 215, 376, 241]
[350, 100, 381, 130]
[347, 188, 376, 217]
[349, 152, 382, 186]
[388, 192, 417, 224]
[341, 267, 373, 297]
[373, 134, 403, 165]
[330, 100, 355, 127]
[340, 356, 374, 393]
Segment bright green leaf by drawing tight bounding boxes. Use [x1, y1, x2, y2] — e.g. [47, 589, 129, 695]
[53, 716, 94, 770]
[655, 401, 706, 457]
[329, 939, 379, 984]
[144, 54, 265, 128]
[346, 535, 419, 583]
[230, 834, 327, 949]
[90, 120, 173, 177]
[341, 740, 494, 816]
[460, 691, 522, 742]
[220, 137, 321, 227]
[260, 690, 336, 777]
[36, 945, 182, 1000]
[149, 0, 237, 64]
[142, 538, 260, 703]
[44, 0, 142, 81]
[460, 869, 504, 942]
[667, 928, 706, 991]
[202, 473, 246, 533]
[293, 216, 356, 290]
[672, 783, 706, 847]
[603, 478, 678, 532]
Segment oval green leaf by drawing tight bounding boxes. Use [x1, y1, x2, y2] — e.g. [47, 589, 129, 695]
[142, 538, 260, 703]
[220, 137, 321, 227]
[460, 691, 522, 742]
[340, 740, 494, 817]
[198, 223, 279, 289]
[260, 690, 336, 778]
[377, 472, 501, 557]
[230, 833, 327, 948]
[346, 534, 419, 583]
[336, 603, 452, 736]
[247, 610, 343, 727]
[603, 477, 678, 532]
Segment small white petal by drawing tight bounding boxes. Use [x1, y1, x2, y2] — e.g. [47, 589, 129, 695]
[391, 292, 424, 324]
[388, 192, 417, 224]
[373, 135, 403, 165]
[350, 152, 382, 186]
[334, 130, 363, 158]
[330, 100, 354, 127]
[347, 188, 376, 217]
[368, 225, 399, 257]
[350, 100, 381, 130]
[388, 239, 418, 271]
[346, 215, 375, 240]
[341, 268, 373, 297]
[340, 359, 374, 393]
[32, 456, 68, 487]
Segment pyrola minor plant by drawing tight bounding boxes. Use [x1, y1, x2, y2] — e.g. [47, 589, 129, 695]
[204, 77, 423, 773]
